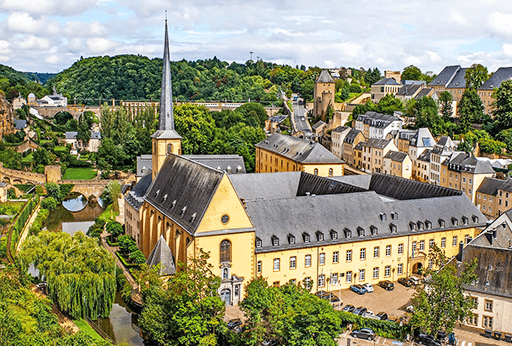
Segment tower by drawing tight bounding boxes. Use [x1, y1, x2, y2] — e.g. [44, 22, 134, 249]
[152, 19, 182, 179]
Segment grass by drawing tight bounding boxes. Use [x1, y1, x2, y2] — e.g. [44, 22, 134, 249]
[53, 146, 69, 152]
[62, 168, 97, 180]
[39, 140, 52, 145]
[79, 154, 90, 161]
[73, 319, 105, 343]
[99, 204, 118, 224]
[21, 153, 33, 164]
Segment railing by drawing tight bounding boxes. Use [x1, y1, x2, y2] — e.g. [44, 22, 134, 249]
[84, 316, 117, 345]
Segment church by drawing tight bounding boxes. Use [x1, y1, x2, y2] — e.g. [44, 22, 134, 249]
[126, 20, 487, 306]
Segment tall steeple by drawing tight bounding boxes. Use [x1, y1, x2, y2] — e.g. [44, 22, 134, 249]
[151, 17, 182, 179]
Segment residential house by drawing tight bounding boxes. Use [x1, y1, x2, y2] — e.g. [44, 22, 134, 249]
[415, 149, 432, 183]
[477, 67, 512, 114]
[371, 78, 401, 103]
[354, 138, 397, 174]
[331, 126, 352, 159]
[343, 129, 365, 167]
[428, 65, 468, 104]
[430, 136, 457, 185]
[383, 151, 412, 179]
[354, 111, 403, 140]
[476, 178, 512, 219]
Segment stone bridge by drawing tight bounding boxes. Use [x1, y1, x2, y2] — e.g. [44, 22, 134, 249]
[59, 179, 112, 198]
[32, 105, 112, 120]
[0, 162, 48, 185]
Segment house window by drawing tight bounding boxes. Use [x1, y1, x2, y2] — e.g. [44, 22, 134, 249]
[441, 237, 446, 248]
[374, 246, 380, 258]
[271, 236, 279, 246]
[483, 316, 493, 329]
[319, 253, 325, 265]
[397, 263, 403, 275]
[412, 241, 417, 253]
[273, 258, 280, 271]
[346, 250, 352, 262]
[330, 230, 338, 240]
[359, 269, 365, 281]
[316, 232, 324, 242]
[333, 251, 339, 264]
[220, 240, 231, 263]
[290, 256, 296, 269]
[331, 273, 338, 286]
[303, 233, 310, 242]
[304, 277, 311, 289]
[314, 168, 318, 175]
[484, 299, 493, 312]
[419, 240, 425, 251]
[429, 239, 435, 249]
[398, 243, 404, 255]
[346, 271, 352, 283]
[360, 248, 366, 260]
[386, 245, 391, 256]
[373, 267, 379, 279]
[318, 274, 325, 287]
[257, 261, 262, 274]
[385, 266, 391, 277]
[472, 297, 478, 308]
[288, 234, 295, 244]
[305, 254, 312, 267]
[452, 236, 458, 247]
[328, 168, 333, 176]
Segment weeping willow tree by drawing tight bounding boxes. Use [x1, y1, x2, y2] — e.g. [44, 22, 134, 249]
[18, 230, 116, 319]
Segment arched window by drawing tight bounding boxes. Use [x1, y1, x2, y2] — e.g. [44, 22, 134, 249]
[314, 168, 319, 175]
[328, 168, 333, 176]
[167, 143, 173, 154]
[220, 240, 231, 263]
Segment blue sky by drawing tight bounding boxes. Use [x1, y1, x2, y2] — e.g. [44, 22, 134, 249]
[1, 0, 512, 74]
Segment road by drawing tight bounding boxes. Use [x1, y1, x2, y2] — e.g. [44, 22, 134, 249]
[292, 101, 312, 136]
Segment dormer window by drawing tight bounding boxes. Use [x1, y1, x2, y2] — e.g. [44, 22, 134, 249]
[472, 215, 479, 224]
[439, 219, 445, 227]
[330, 229, 338, 240]
[155, 189, 160, 197]
[271, 236, 279, 247]
[344, 228, 352, 238]
[425, 220, 432, 229]
[163, 194, 168, 201]
[391, 212, 398, 220]
[288, 234, 295, 245]
[171, 200, 177, 209]
[255, 237, 262, 248]
[409, 222, 417, 231]
[357, 227, 365, 237]
[370, 225, 378, 236]
[417, 221, 424, 230]
[380, 213, 387, 221]
[180, 206, 187, 216]
[389, 223, 397, 234]
[190, 212, 197, 223]
[303, 233, 310, 243]
[462, 216, 468, 225]
[451, 217, 458, 226]
[316, 231, 324, 242]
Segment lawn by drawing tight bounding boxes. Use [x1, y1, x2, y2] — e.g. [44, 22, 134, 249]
[21, 153, 33, 164]
[73, 319, 105, 343]
[53, 146, 69, 152]
[62, 168, 97, 180]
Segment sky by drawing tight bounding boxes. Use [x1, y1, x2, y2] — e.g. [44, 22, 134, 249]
[1, 0, 512, 74]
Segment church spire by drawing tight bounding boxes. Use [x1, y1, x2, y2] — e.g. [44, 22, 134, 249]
[152, 18, 181, 140]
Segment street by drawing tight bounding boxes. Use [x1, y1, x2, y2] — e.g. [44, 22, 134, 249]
[291, 101, 312, 135]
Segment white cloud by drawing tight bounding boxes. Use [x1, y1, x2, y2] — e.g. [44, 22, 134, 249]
[6, 12, 46, 33]
[87, 37, 117, 53]
[488, 11, 512, 38]
[503, 43, 512, 57]
[45, 55, 62, 64]
[17, 35, 50, 50]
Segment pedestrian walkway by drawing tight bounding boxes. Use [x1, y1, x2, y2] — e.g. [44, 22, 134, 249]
[15, 203, 40, 252]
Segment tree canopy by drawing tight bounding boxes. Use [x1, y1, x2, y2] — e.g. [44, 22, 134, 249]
[464, 64, 488, 90]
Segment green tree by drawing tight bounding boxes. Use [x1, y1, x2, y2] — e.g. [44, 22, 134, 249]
[138, 249, 225, 346]
[479, 137, 506, 155]
[458, 89, 485, 131]
[402, 65, 422, 81]
[492, 79, 512, 130]
[106, 221, 124, 242]
[44, 182, 63, 203]
[439, 91, 454, 120]
[41, 197, 57, 211]
[376, 93, 404, 115]
[409, 244, 477, 336]
[239, 278, 342, 345]
[18, 231, 116, 319]
[464, 63, 488, 90]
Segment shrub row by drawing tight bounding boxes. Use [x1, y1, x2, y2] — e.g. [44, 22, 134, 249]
[338, 311, 407, 339]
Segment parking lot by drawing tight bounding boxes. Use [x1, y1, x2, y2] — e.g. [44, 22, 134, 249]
[328, 283, 417, 318]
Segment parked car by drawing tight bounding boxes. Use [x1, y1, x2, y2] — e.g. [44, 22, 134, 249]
[350, 284, 367, 295]
[351, 328, 376, 340]
[353, 306, 367, 316]
[417, 333, 441, 346]
[227, 318, 243, 331]
[342, 305, 355, 313]
[315, 291, 328, 299]
[376, 312, 388, 320]
[262, 339, 279, 346]
[363, 283, 374, 292]
[378, 280, 394, 290]
[362, 311, 380, 320]
[409, 275, 421, 285]
[398, 277, 413, 287]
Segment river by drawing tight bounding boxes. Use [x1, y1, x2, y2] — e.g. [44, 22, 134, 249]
[42, 194, 145, 345]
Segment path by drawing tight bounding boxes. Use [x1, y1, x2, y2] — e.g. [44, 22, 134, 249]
[100, 231, 143, 306]
[16, 203, 40, 253]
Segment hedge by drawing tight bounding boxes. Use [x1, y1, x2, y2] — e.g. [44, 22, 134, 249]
[115, 251, 140, 269]
[338, 311, 407, 339]
[10, 196, 39, 253]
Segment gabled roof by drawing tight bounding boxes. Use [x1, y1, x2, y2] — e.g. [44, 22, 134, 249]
[145, 154, 225, 235]
[65, 131, 77, 139]
[316, 70, 335, 83]
[428, 65, 461, 87]
[396, 84, 422, 97]
[414, 88, 433, 99]
[343, 129, 363, 144]
[355, 138, 392, 150]
[417, 148, 432, 162]
[255, 133, 343, 164]
[356, 111, 402, 128]
[13, 119, 26, 130]
[446, 68, 468, 88]
[410, 128, 435, 148]
[184, 155, 246, 174]
[477, 177, 512, 195]
[332, 126, 351, 134]
[443, 152, 495, 174]
[384, 150, 408, 162]
[124, 172, 153, 211]
[479, 67, 512, 90]
[147, 235, 176, 275]
[312, 120, 326, 131]
[373, 78, 400, 86]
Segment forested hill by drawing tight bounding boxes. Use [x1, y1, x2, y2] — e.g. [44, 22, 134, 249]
[45, 55, 325, 103]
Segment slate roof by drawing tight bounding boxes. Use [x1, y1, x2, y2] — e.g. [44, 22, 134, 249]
[255, 133, 343, 164]
[124, 172, 153, 211]
[343, 129, 363, 144]
[373, 78, 400, 85]
[316, 70, 335, 83]
[13, 120, 26, 130]
[91, 131, 101, 140]
[443, 152, 495, 174]
[417, 149, 432, 163]
[312, 120, 326, 131]
[136, 155, 153, 177]
[355, 138, 392, 150]
[477, 177, 512, 195]
[398, 130, 417, 141]
[447, 68, 468, 88]
[269, 114, 288, 123]
[414, 88, 433, 99]
[410, 128, 435, 148]
[230, 172, 301, 201]
[356, 111, 402, 128]
[184, 155, 246, 174]
[145, 154, 225, 235]
[396, 84, 422, 97]
[479, 67, 512, 90]
[65, 131, 77, 140]
[147, 235, 176, 275]
[384, 150, 408, 162]
[329, 175, 372, 190]
[428, 65, 461, 87]
[332, 126, 350, 133]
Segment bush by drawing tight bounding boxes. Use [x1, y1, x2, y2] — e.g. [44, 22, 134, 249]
[338, 311, 406, 339]
[29, 208, 49, 235]
[86, 217, 106, 239]
[119, 234, 136, 254]
[41, 197, 57, 211]
[129, 250, 146, 265]
[7, 188, 15, 199]
[106, 221, 124, 242]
